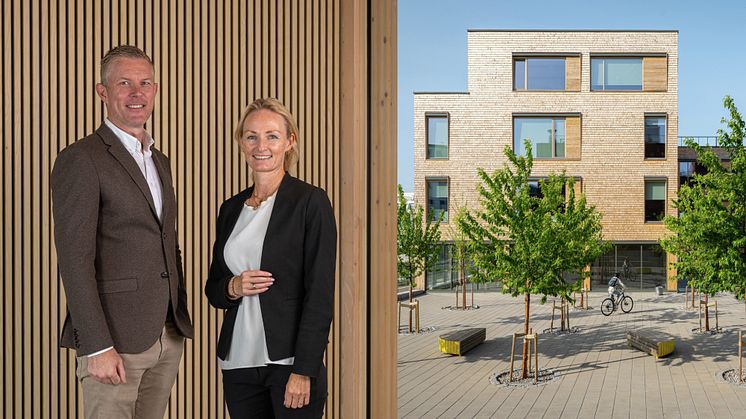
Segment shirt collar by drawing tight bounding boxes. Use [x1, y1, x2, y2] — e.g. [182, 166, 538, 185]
[104, 119, 154, 155]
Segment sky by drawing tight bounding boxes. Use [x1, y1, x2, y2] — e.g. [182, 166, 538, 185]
[397, 0, 746, 191]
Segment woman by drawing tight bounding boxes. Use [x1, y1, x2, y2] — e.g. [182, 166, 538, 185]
[205, 98, 336, 418]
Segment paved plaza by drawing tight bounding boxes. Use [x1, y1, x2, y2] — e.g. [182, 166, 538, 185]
[397, 289, 746, 418]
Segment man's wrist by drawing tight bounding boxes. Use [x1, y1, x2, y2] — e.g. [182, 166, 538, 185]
[87, 346, 114, 357]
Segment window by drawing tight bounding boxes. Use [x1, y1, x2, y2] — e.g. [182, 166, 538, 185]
[679, 161, 695, 187]
[591, 57, 642, 91]
[426, 244, 459, 290]
[528, 180, 543, 199]
[528, 179, 567, 210]
[514, 117, 565, 158]
[645, 116, 666, 158]
[514, 58, 566, 90]
[427, 179, 448, 221]
[645, 180, 666, 222]
[426, 114, 448, 159]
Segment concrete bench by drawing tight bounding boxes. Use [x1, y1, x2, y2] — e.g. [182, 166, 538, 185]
[626, 330, 675, 358]
[439, 328, 486, 356]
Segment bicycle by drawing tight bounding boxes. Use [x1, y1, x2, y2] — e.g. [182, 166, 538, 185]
[600, 290, 634, 316]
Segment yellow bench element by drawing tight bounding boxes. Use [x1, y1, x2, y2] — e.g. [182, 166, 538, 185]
[626, 330, 675, 358]
[439, 328, 486, 356]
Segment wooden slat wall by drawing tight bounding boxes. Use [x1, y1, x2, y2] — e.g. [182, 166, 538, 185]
[0, 0, 398, 417]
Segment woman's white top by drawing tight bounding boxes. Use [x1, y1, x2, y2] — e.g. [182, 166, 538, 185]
[219, 192, 294, 370]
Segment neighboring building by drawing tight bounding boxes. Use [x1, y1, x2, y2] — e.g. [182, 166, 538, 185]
[414, 30, 679, 291]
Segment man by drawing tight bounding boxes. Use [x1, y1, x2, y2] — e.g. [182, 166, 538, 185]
[608, 272, 626, 300]
[51, 45, 193, 419]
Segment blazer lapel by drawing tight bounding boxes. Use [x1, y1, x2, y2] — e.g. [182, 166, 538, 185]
[222, 187, 254, 242]
[151, 150, 173, 228]
[96, 124, 160, 223]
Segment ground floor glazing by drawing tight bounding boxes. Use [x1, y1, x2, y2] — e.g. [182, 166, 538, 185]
[426, 242, 668, 291]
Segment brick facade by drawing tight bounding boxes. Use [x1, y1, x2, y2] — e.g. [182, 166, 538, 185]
[413, 30, 679, 289]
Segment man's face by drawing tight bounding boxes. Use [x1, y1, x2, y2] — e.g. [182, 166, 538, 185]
[96, 57, 157, 137]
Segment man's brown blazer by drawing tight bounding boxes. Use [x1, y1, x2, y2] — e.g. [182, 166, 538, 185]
[51, 123, 193, 356]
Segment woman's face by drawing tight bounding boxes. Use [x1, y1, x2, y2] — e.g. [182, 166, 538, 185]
[239, 109, 296, 175]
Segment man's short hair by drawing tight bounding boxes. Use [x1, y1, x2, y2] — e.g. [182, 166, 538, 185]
[100, 45, 154, 85]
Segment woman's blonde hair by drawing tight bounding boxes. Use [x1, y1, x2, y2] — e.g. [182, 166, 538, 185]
[233, 97, 299, 171]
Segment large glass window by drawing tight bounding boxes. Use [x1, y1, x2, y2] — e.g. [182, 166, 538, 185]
[645, 116, 666, 158]
[591, 243, 667, 289]
[514, 58, 566, 90]
[591, 57, 642, 91]
[645, 180, 666, 222]
[514, 117, 565, 158]
[426, 115, 448, 159]
[427, 179, 448, 221]
[426, 244, 459, 290]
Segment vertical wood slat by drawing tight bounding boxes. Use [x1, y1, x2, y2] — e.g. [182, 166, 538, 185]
[338, 0, 368, 417]
[0, 0, 383, 417]
[369, 2, 398, 418]
[2, 5, 11, 419]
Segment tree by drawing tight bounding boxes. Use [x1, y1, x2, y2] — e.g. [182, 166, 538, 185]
[662, 96, 746, 327]
[458, 142, 608, 378]
[449, 205, 474, 309]
[397, 184, 442, 302]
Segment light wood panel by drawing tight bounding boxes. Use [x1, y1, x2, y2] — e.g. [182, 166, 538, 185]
[667, 252, 677, 292]
[0, 0, 397, 417]
[565, 56, 581, 92]
[565, 116, 582, 159]
[643, 56, 668, 92]
[369, 0, 398, 416]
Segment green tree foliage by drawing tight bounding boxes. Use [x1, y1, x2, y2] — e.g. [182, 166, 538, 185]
[662, 96, 746, 302]
[397, 184, 442, 302]
[457, 142, 608, 378]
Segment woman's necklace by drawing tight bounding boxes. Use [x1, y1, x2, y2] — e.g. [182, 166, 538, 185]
[246, 186, 279, 208]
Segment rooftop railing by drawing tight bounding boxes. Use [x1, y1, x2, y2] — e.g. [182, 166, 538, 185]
[678, 136, 719, 147]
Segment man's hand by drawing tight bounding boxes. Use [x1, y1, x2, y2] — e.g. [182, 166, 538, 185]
[284, 373, 311, 409]
[87, 348, 127, 385]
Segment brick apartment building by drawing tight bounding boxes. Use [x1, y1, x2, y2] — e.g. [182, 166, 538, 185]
[413, 30, 679, 291]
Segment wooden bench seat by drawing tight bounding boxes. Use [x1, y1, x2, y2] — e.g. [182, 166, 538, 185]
[626, 330, 675, 359]
[439, 328, 486, 356]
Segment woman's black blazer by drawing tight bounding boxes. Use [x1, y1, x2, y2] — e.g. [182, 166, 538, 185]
[204, 173, 337, 378]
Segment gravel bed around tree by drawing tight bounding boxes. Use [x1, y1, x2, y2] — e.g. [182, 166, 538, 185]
[720, 369, 746, 387]
[690, 327, 726, 335]
[541, 327, 581, 335]
[440, 305, 481, 311]
[489, 368, 558, 387]
[397, 326, 437, 335]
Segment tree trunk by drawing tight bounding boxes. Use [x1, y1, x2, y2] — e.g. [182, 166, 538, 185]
[409, 276, 413, 303]
[691, 285, 695, 308]
[704, 294, 710, 331]
[461, 259, 467, 309]
[522, 290, 530, 379]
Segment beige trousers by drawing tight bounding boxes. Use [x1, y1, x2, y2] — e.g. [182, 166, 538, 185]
[76, 322, 184, 419]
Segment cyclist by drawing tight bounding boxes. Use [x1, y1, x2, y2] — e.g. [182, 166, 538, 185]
[608, 272, 626, 301]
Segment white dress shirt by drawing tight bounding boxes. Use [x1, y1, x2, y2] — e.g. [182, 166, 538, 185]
[105, 118, 163, 220]
[220, 193, 294, 370]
